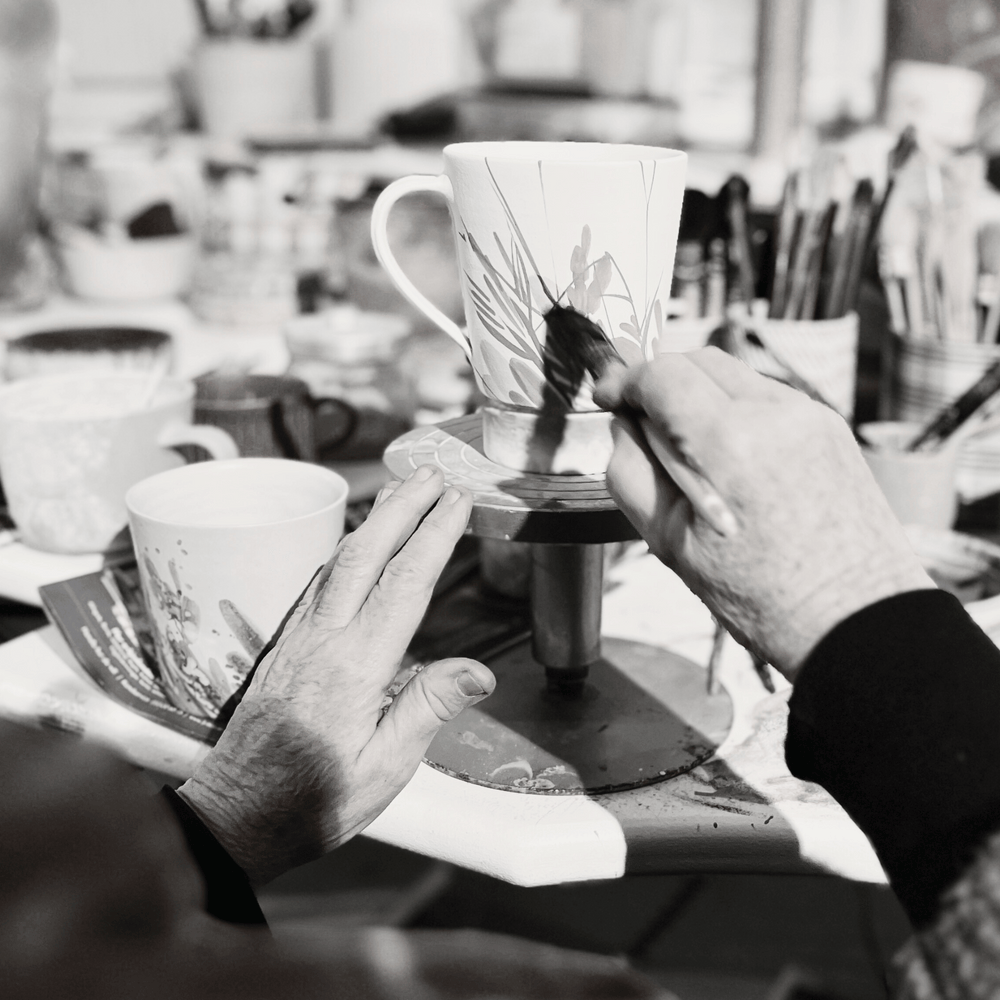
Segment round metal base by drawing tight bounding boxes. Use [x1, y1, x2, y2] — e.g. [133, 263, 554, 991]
[425, 636, 733, 795]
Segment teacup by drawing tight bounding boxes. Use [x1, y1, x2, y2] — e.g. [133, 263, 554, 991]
[3, 326, 173, 381]
[194, 373, 356, 462]
[0, 372, 238, 554]
[126, 458, 348, 719]
[860, 420, 961, 530]
[371, 141, 687, 473]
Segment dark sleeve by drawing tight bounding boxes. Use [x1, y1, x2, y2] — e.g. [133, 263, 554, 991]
[160, 786, 267, 927]
[785, 589, 1000, 929]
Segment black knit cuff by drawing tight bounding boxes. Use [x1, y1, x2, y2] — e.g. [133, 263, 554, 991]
[160, 786, 267, 927]
[786, 589, 1000, 927]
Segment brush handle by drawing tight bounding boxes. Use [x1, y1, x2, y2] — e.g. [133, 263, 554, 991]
[908, 358, 1000, 451]
[638, 416, 739, 538]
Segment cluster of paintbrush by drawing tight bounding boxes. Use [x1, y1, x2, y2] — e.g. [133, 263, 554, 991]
[877, 130, 991, 343]
[765, 133, 916, 323]
[192, 0, 315, 39]
[674, 148, 907, 326]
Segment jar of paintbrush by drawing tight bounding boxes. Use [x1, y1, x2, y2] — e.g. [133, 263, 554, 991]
[711, 172, 864, 422]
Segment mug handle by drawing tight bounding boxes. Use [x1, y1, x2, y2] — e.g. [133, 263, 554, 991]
[370, 174, 472, 360]
[309, 396, 358, 452]
[159, 421, 240, 460]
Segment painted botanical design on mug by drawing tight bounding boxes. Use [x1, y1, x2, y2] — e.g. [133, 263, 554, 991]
[459, 160, 667, 410]
[141, 554, 258, 719]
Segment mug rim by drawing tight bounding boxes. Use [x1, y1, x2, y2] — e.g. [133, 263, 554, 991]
[442, 141, 687, 164]
[7, 326, 173, 353]
[0, 371, 193, 421]
[125, 456, 349, 530]
[859, 420, 962, 460]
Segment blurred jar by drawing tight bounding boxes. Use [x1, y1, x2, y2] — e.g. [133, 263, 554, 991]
[331, 0, 465, 135]
[579, 0, 656, 99]
[0, 0, 57, 310]
[492, 0, 582, 85]
[193, 37, 318, 140]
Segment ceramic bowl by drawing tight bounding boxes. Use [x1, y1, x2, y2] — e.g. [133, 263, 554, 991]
[55, 227, 196, 302]
[4, 327, 173, 381]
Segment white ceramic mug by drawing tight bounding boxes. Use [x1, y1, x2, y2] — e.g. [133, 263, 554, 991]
[126, 458, 348, 719]
[0, 372, 238, 554]
[861, 421, 960, 530]
[371, 141, 687, 473]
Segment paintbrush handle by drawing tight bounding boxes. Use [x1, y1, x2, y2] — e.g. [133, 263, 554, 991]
[908, 358, 1000, 451]
[638, 417, 739, 538]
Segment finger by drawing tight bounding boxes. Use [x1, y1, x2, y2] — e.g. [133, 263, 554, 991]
[593, 362, 629, 412]
[377, 657, 495, 758]
[256, 558, 333, 673]
[359, 487, 474, 673]
[606, 416, 684, 537]
[312, 465, 448, 627]
[373, 480, 402, 510]
[605, 354, 734, 470]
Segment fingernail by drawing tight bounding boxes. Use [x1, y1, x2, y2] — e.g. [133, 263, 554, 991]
[456, 670, 487, 698]
[441, 486, 463, 505]
[411, 465, 436, 482]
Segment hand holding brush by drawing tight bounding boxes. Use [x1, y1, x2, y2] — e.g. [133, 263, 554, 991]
[544, 305, 738, 538]
[592, 345, 933, 678]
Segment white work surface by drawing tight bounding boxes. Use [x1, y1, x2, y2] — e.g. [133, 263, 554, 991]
[5, 547, 991, 888]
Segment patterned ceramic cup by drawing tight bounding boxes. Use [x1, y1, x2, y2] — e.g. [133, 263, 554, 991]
[371, 142, 687, 473]
[126, 458, 347, 720]
[0, 373, 238, 554]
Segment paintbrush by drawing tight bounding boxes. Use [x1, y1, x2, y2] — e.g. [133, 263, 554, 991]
[825, 179, 874, 319]
[864, 125, 919, 275]
[769, 173, 799, 318]
[783, 207, 824, 319]
[906, 357, 1000, 452]
[724, 176, 756, 305]
[800, 201, 837, 320]
[543, 305, 739, 538]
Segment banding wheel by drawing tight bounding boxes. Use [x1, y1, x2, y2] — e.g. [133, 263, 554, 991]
[384, 415, 733, 795]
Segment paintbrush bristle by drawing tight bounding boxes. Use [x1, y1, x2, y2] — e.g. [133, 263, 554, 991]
[889, 125, 918, 176]
[543, 304, 625, 383]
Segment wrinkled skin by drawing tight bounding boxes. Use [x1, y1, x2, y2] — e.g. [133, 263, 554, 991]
[178, 467, 497, 887]
[595, 348, 934, 679]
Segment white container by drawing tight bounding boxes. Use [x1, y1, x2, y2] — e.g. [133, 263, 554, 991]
[493, 0, 581, 83]
[55, 229, 196, 302]
[0, 373, 237, 554]
[579, 0, 655, 98]
[861, 421, 960, 530]
[727, 305, 859, 421]
[193, 38, 317, 139]
[331, 0, 464, 135]
[127, 459, 347, 718]
[890, 335, 1000, 502]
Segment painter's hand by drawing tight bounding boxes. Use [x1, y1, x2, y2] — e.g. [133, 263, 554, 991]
[595, 348, 933, 679]
[176, 467, 494, 887]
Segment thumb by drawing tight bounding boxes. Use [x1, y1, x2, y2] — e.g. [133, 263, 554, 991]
[381, 658, 495, 756]
[593, 363, 629, 412]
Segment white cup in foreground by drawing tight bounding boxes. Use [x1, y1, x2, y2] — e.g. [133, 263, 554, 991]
[0, 373, 238, 554]
[861, 421, 960, 530]
[126, 458, 348, 719]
